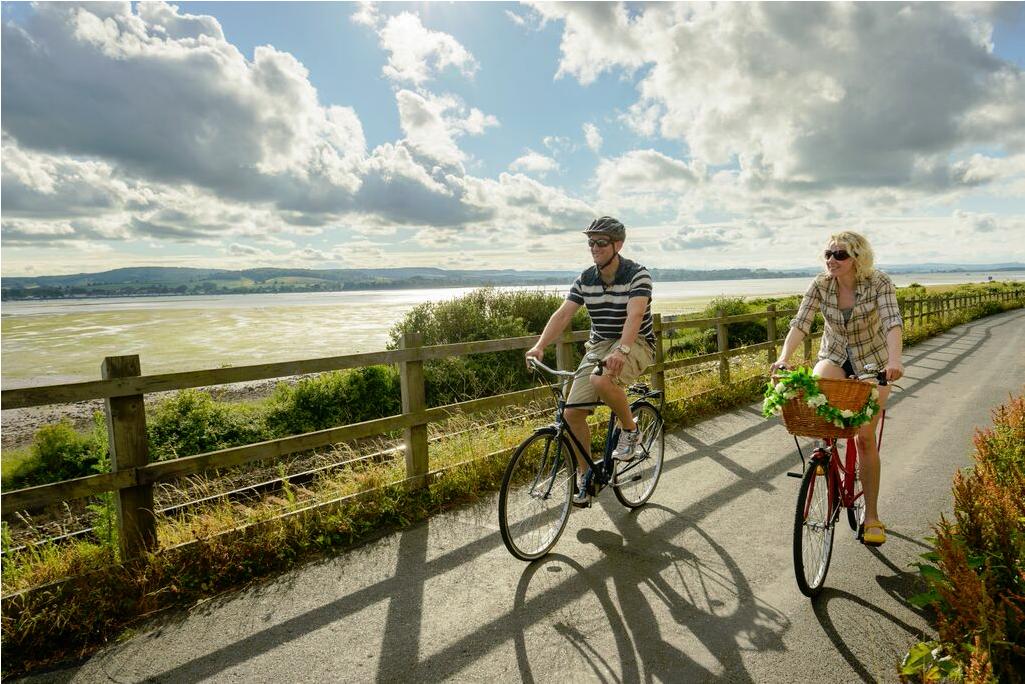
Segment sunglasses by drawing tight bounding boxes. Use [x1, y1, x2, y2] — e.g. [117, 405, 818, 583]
[824, 249, 852, 261]
[588, 238, 613, 248]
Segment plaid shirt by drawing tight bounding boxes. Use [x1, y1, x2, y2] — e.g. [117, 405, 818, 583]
[789, 270, 903, 374]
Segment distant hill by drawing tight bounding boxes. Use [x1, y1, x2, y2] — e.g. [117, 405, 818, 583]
[2, 263, 1022, 301]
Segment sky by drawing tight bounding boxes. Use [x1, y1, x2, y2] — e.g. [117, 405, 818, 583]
[2, 1, 1024, 277]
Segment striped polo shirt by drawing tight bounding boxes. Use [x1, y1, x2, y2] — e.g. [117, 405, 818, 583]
[567, 256, 656, 347]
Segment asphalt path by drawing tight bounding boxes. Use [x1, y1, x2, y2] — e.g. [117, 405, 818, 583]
[28, 309, 1025, 683]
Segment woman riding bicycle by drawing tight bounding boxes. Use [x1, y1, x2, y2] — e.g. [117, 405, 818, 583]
[770, 231, 904, 546]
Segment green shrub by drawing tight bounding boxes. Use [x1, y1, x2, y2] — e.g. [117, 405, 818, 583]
[147, 390, 266, 461]
[7, 414, 108, 488]
[388, 288, 589, 406]
[265, 366, 401, 435]
[702, 296, 767, 349]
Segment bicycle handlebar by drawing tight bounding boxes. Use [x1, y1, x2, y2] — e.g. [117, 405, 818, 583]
[770, 365, 888, 386]
[528, 354, 604, 379]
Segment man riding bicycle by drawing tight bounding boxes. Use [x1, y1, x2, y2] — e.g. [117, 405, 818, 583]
[525, 216, 656, 505]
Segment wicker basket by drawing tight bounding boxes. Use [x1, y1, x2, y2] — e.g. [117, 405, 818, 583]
[780, 376, 873, 439]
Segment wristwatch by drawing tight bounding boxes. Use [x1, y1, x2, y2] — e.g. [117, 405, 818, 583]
[615, 343, 632, 355]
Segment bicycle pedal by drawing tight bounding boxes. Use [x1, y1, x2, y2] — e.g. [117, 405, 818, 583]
[786, 472, 803, 479]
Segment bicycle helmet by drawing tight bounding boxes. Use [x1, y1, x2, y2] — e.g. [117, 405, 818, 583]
[582, 216, 625, 241]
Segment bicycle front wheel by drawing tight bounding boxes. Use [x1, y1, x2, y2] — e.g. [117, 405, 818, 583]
[498, 430, 575, 561]
[793, 460, 836, 597]
[613, 401, 665, 508]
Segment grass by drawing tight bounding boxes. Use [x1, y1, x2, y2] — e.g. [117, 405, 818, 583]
[1, 283, 1022, 676]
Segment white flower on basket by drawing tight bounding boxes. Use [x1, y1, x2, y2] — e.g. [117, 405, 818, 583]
[871, 386, 879, 399]
[784, 390, 797, 399]
[772, 405, 782, 416]
[840, 409, 854, 418]
[775, 382, 786, 393]
[807, 393, 827, 407]
[865, 406, 874, 418]
[833, 419, 844, 427]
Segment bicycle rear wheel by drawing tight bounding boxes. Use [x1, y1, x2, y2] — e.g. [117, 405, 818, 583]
[613, 401, 664, 508]
[793, 459, 836, 597]
[499, 430, 575, 561]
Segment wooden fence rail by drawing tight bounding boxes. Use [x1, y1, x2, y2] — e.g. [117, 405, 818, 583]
[2, 287, 1021, 557]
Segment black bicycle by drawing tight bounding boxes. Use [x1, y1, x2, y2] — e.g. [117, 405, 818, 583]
[498, 354, 666, 561]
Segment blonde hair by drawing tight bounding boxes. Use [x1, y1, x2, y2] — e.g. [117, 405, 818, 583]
[826, 230, 875, 278]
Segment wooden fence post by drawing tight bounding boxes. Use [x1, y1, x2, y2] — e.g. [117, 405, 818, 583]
[766, 304, 777, 366]
[651, 314, 665, 393]
[556, 333, 575, 373]
[399, 333, 428, 489]
[101, 355, 155, 560]
[716, 309, 730, 384]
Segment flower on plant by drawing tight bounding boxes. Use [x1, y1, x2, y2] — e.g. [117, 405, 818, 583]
[841, 409, 854, 418]
[775, 382, 786, 393]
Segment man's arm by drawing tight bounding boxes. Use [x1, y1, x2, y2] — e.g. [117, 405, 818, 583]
[618, 296, 647, 349]
[604, 296, 647, 376]
[526, 299, 581, 363]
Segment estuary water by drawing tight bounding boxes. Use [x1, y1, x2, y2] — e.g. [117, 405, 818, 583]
[2, 271, 1021, 387]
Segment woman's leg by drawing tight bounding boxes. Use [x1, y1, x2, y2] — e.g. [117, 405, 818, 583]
[856, 384, 891, 528]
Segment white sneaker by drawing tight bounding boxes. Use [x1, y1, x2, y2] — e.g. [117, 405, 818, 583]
[612, 429, 640, 462]
[572, 470, 593, 506]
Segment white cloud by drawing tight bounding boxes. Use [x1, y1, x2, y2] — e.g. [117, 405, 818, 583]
[504, 10, 526, 28]
[227, 243, 274, 258]
[541, 3, 1025, 193]
[395, 90, 498, 168]
[509, 150, 559, 177]
[2, 2, 366, 213]
[660, 227, 739, 251]
[595, 150, 703, 200]
[583, 123, 603, 153]
[377, 12, 478, 85]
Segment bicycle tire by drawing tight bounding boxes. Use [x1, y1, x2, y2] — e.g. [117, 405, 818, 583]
[793, 459, 836, 597]
[612, 401, 665, 509]
[847, 451, 865, 533]
[498, 430, 575, 561]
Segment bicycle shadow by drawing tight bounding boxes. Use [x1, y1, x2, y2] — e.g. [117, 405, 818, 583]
[809, 587, 930, 684]
[864, 531, 933, 620]
[505, 506, 789, 683]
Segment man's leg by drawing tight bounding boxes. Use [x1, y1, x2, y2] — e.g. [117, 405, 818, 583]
[590, 374, 636, 430]
[563, 407, 593, 475]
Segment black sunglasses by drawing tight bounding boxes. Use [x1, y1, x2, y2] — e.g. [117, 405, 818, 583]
[588, 238, 613, 248]
[824, 249, 852, 261]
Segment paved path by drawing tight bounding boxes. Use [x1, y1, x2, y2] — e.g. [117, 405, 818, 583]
[33, 310, 1025, 683]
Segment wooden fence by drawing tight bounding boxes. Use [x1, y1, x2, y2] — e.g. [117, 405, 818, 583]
[1, 287, 1021, 559]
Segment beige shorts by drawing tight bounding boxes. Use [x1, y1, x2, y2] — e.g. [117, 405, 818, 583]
[565, 338, 655, 409]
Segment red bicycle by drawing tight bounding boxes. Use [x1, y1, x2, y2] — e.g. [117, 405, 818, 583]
[783, 370, 888, 597]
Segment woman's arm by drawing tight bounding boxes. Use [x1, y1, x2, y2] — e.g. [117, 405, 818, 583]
[772, 326, 807, 369]
[884, 325, 903, 382]
[772, 279, 820, 369]
[875, 272, 904, 381]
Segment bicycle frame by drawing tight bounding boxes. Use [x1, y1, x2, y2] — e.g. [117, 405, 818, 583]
[802, 410, 887, 525]
[529, 357, 664, 491]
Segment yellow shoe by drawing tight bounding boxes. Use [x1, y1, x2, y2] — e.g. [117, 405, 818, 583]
[862, 521, 886, 546]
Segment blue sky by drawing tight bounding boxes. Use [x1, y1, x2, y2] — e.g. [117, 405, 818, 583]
[2, 1, 1024, 276]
